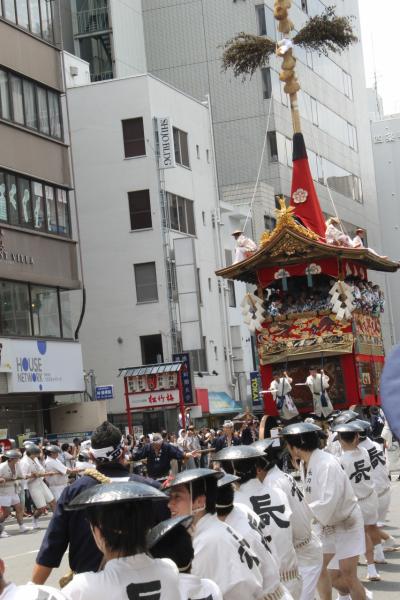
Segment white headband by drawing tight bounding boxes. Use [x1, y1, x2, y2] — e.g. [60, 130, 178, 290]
[91, 436, 124, 461]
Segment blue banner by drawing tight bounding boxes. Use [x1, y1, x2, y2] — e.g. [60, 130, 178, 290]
[250, 371, 262, 407]
[173, 352, 194, 404]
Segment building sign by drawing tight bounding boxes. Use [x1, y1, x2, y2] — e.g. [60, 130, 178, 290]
[250, 371, 262, 407]
[0, 228, 34, 265]
[373, 131, 400, 144]
[157, 117, 176, 169]
[0, 338, 85, 393]
[95, 385, 114, 400]
[173, 352, 194, 404]
[129, 388, 180, 410]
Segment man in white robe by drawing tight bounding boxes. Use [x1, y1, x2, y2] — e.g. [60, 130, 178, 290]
[165, 468, 264, 600]
[45, 445, 77, 500]
[269, 372, 299, 421]
[306, 369, 333, 418]
[232, 230, 257, 264]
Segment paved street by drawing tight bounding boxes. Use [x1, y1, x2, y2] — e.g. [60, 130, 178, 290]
[1, 481, 399, 597]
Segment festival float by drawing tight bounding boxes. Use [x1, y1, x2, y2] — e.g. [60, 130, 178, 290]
[217, 2, 399, 419]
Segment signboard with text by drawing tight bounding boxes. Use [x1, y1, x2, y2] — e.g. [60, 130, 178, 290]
[173, 352, 194, 404]
[129, 388, 180, 410]
[250, 371, 262, 407]
[95, 385, 114, 400]
[157, 117, 176, 169]
[0, 338, 85, 393]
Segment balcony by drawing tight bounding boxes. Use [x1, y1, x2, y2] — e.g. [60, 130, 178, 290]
[76, 7, 110, 35]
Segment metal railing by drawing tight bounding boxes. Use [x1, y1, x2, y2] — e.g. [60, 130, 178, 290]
[76, 7, 109, 34]
[91, 70, 113, 82]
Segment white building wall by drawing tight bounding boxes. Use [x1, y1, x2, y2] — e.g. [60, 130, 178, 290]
[67, 74, 234, 415]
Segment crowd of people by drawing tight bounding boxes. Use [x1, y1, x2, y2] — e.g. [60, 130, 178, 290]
[263, 277, 385, 319]
[0, 410, 397, 600]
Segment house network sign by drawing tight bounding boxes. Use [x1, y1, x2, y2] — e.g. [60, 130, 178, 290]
[0, 229, 34, 265]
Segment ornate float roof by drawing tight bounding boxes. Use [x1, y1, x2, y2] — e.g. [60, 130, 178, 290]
[216, 201, 399, 284]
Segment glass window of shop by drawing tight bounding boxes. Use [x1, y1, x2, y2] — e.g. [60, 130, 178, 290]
[31, 285, 60, 337]
[0, 169, 71, 237]
[16, 0, 29, 28]
[0, 280, 31, 337]
[0, 281, 73, 338]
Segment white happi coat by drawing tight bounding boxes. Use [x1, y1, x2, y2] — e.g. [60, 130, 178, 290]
[19, 455, 49, 496]
[0, 461, 23, 502]
[179, 573, 222, 600]
[305, 374, 333, 418]
[358, 438, 390, 494]
[233, 235, 257, 263]
[191, 513, 263, 600]
[0, 582, 67, 599]
[45, 456, 69, 500]
[235, 478, 301, 598]
[339, 447, 378, 525]
[225, 504, 291, 599]
[325, 431, 342, 458]
[301, 449, 358, 528]
[269, 378, 299, 420]
[266, 466, 322, 567]
[63, 554, 180, 600]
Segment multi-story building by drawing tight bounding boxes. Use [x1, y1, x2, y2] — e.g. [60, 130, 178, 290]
[141, 0, 392, 349]
[66, 72, 246, 430]
[369, 96, 400, 346]
[0, 2, 85, 438]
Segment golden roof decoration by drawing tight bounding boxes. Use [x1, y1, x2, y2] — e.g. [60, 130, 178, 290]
[259, 196, 319, 248]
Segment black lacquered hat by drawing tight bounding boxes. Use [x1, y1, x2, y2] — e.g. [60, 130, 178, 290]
[65, 481, 167, 510]
[163, 468, 224, 491]
[4, 449, 22, 460]
[332, 422, 364, 433]
[281, 422, 322, 435]
[214, 445, 264, 462]
[147, 515, 193, 550]
[333, 410, 359, 425]
[217, 473, 240, 488]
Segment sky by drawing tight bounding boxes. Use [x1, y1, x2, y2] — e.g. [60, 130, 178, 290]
[358, 0, 400, 115]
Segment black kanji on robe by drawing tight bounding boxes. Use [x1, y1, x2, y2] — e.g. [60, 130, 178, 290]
[349, 459, 371, 483]
[226, 526, 260, 570]
[126, 581, 161, 600]
[367, 447, 385, 469]
[249, 493, 290, 528]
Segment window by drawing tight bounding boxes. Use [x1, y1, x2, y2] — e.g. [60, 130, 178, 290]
[23, 80, 37, 130]
[206, 149, 210, 163]
[228, 280, 236, 308]
[0, 169, 70, 236]
[45, 185, 57, 232]
[196, 144, 200, 159]
[134, 262, 158, 303]
[0, 280, 31, 336]
[3, 0, 16, 22]
[0, 172, 7, 222]
[264, 215, 276, 230]
[29, 0, 41, 35]
[301, 0, 308, 12]
[128, 190, 152, 230]
[173, 127, 190, 168]
[0, 71, 10, 120]
[225, 249, 233, 266]
[40, 0, 54, 42]
[208, 278, 212, 291]
[32, 181, 45, 230]
[268, 132, 278, 162]
[261, 68, 272, 100]
[202, 211, 206, 226]
[48, 91, 61, 138]
[167, 193, 196, 235]
[10, 75, 24, 125]
[31, 285, 61, 337]
[19, 178, 32, 226]
[16, 0, 29, 28]
[122, 118, 145, 158]
[189, 338, 208, 373]
[37, 87, 50, 135]
[196, 268, 202, 305]
[140, 334, 163, 364]
[56, 188, 70, 235]
[255, 4, 267, 35]
[60, 290, 73, 338]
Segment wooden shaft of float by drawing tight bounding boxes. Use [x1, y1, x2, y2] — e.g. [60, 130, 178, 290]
[289, 91, 301, 134]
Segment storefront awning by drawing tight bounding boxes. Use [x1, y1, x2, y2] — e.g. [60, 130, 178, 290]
[118, 362, 182, 377]
[208, 392, 242, 415]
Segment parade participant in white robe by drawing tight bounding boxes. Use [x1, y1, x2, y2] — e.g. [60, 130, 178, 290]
[305, 368, 333, 418]
[216, 473, 293, 600]
[253, 439, 323, 600]
[45, 445, 77, 501]
[232, 230, 257, 264]
[354, 419, 399, 559]
[62, 481, 180, 600]
[19, 444, 56, 529]
[165, 468, 264, 600]
[269, 373, 299, 421]
[214, 446, 302, 600]
[0, 558, 66, 600]
[148, 515, 223, 600]
[282, 422, 368, 600]
[325, 218, 353, 247]
[0, 450, 30, 537]
[325, 410, 359, 458]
